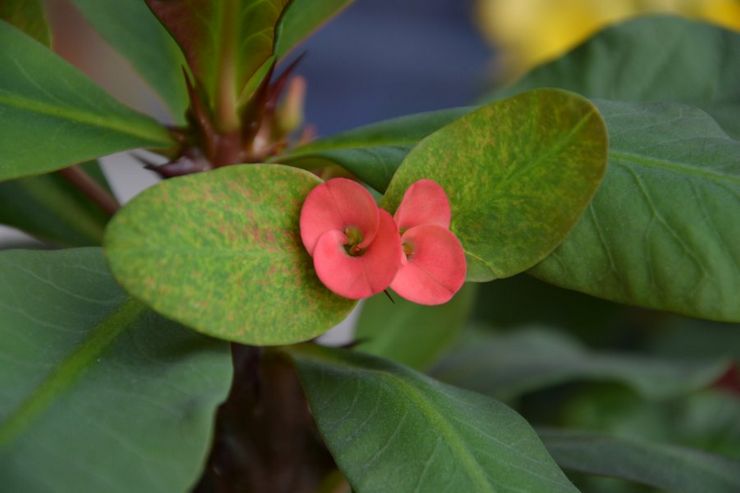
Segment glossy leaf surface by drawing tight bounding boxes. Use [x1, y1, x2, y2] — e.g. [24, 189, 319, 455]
[0, 162, 111, 246]
[356, 283, 476, 370]
[532, 100, 740, 322]
[70, 0, 189, 122]
[0, 21, 173, 182]
[540, 428, 740, 493]
[0, 248, 231, 493]
[105, 164, 355, 345]
[495, 16, 740, 139]
[383, 89, 608, 282]
[276, 108, 468, 192]
[290, 345, 578, 493]
[432, 328, 729, 401]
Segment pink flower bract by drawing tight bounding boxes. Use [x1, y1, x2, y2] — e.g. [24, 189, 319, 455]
[390, 179, 466, 305]
[300, 178, 402, 300]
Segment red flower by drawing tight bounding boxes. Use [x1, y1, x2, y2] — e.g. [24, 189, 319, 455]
[390, 180, 466, 305]
[300, 178, 402, 300]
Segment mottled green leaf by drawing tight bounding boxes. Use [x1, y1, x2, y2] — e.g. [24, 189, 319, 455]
[289, 345, 578, 493]
[0, 21, 173, 182]
[0, 0, 49, 45]
[145, 0, 291, 125]
[276, 107, 468, 192]
[356, 283, 476, 370]
[539, 428, 740, 493]
[0, 248, 231, 493]
[0, 161, 111, 246]
[493, 16, 740, 139]
[532, 100, 740, 322]
[432, 328, 729, 401]
[70, 0, 188, 122]
[275, 0, 353, 58]
[104, 164, 355, 345]
[382, 89, 608, 282]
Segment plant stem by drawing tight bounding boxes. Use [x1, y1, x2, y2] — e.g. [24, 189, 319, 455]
[59, 165, 120, 215]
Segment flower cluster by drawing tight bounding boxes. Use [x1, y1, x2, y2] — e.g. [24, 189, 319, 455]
[300, 178, 466, 305]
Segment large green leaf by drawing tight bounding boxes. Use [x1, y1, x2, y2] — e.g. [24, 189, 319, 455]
[70, 0, 188, 122]
[104, 164, 355, 345]
[0, 248, 231, 493]
[275, 0, 353, 58]
[0, 0, 49, 45]
[431, 328, 729, 401]
[356, 283, 476, 370]
[539, 429, 740, 493]
[0, 21, 173, 182]
[145, 0, 291, 127]
[0, 161, 111, 246]
[289, 345, 578, 493]
[276, 107, 468, 192]
[382, 89, 608, 282]
[531, 100, 740, 322]
[493, 16, 740, 139]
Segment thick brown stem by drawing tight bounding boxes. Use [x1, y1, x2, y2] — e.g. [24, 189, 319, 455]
[59, 165, 120, 215]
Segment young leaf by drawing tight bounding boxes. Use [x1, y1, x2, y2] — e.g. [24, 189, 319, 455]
[356, 283, 476, 370]
[0, 161, 111, 246]
[493, 15, 740, 139]
[0, 21, 173, 182]
[145, 0, 291, 128]
[0, 248, 231, 493]
[274, 0, 353, 58]
[104, 164, 355, 345]
[382, 89, 608, 282]
[539, 428, 740, 493]
[431, 328, 730, 401]
[532, 100, 740, 322]
[0, 0, 49, 45]
[69, 0, 189, 122]
[289, 345, 579, 493]
[276, 107, 469, 192]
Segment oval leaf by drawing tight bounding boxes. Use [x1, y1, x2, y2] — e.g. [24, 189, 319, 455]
[539, 428, 740, 493]
[0, 21, 173, 182]
[289, 345, 578, 493]
[432, 327, 730, 401]
[0, 248, 231, 493]
[532, 100, 740, 322]
[70, 0, 189, 122]
[382, 89, 608, 282]
[104, 164, 355, 345]
[493, 16, 740, 139]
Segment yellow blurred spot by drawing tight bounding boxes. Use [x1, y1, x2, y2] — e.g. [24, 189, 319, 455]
[476, 0, 740, 77]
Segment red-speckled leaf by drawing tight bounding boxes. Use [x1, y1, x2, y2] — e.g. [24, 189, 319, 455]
[145, 0, 290, 126]
[104, 164, 355, 345]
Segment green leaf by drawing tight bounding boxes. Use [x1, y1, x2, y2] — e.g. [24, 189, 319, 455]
[531, 100, 740, 322]
[539, 428, 740, 493]
[0, 248, 231, 493]
[277, 107, 469, 192]
[104, 164, 355, 345]
[0, 21, 173, 182]
[382, 89, 608, 282]
[493, 15, 740, 139]
[356, 283, 476, 370]
[145, 0, 291, 125]
[274, 0, 353, 58]
[69, 0, 189, 123]
[431, 328, 730, 401]
[289, 345, 579, 493]
[0, 161, 111, 246]
[0, 0, 49, 45]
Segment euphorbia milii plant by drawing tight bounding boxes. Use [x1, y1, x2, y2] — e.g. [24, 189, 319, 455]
[2, 2, 738, 493]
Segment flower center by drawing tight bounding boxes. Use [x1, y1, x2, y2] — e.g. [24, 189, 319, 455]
[402, 240, 415, 259]
[344, 226, 365, 256]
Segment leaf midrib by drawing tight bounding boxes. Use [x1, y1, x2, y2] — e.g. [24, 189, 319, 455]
[0, 298, 146, 445]
[610, 149, 740, 186]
